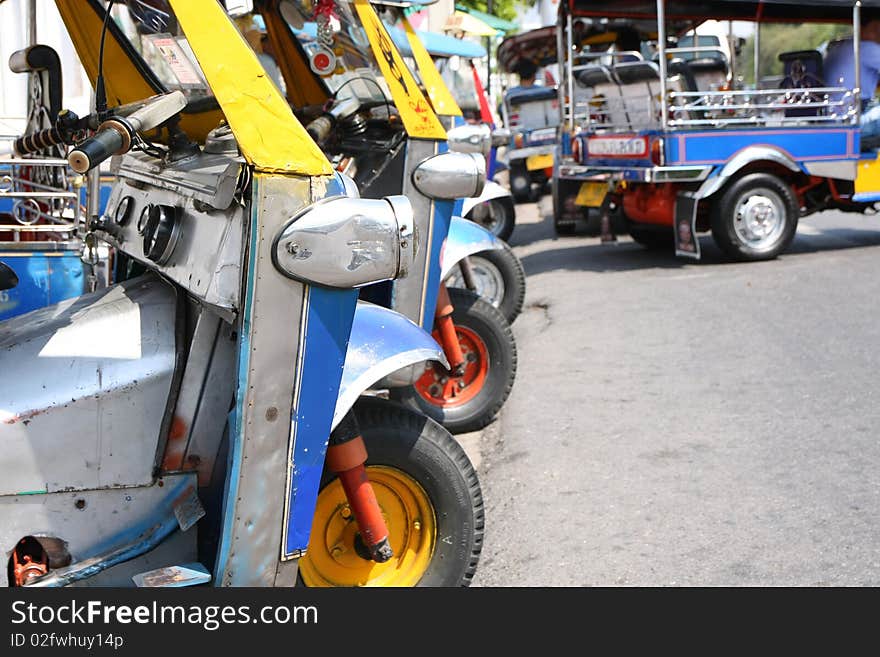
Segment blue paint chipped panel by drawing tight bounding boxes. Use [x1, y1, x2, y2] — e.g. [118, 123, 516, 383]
[285, 286, 358, 556]
[0, 251, 86, 321]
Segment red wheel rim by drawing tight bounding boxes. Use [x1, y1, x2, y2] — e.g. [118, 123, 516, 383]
[415, 325, 489, 408]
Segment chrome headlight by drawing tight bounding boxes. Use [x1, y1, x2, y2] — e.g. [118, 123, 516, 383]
[273, 195, 416, 288]
[446, 123, 491, 156]
[411, 152, 486, 200]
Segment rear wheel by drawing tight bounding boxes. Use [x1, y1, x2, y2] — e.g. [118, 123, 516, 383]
[710, 173, 798, 261]
[298, 398, 483, 587]
[392, 288, 517, 434]
[466, 196, 516, 242]
[445, 245, 526, 324]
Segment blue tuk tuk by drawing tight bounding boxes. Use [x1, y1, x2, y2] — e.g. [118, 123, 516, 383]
[555, 0, 880, 261]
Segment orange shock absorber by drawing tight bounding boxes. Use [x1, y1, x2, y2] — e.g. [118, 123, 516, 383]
[435, 282, 466, 375]
[325, 411, 392, 563]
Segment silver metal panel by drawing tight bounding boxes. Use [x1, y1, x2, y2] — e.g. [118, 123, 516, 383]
[160, 309, 229, 477]
[334, 301, 447, 427]
[461, 180, 513, 217]
[441, 215, 502, 280]
[178, 317, 237, 487]
[803, 160, 858, 181]
[217, 174, 311, 587]
[100, 152, 245, 317]
[0, 275, 176, 496]
[0, 474, 197, 587]
[558, 164, 713, 184]
[393, 139, 440, 325]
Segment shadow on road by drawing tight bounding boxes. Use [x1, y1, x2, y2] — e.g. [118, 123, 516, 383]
[512, 206, 880, 277]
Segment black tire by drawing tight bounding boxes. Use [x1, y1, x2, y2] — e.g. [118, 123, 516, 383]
[510, 164, 533, 204]
[445, 244, 526, 324]
[465, 195, 516, 242]
[299, 397, 484, 587]
[552, 177, 575, 235]
[391, 288, 517, 434]
[629, 226, 674, 250]
[710, 173, 798, 261]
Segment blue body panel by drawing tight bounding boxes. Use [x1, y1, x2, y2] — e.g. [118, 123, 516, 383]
[664, 126, 858, 167]
[0, 250, 85, 321]
[422, 196, 455, 329]
[284, 285, 358, 556]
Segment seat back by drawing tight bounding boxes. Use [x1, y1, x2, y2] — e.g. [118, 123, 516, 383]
[779, 50, 824, 89]
[779, 50, 825, 117]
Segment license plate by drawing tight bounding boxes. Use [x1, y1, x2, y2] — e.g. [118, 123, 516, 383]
[575, 182, 607, 207]
[587, 136, 648, 158]
[526, 153, 553, 171]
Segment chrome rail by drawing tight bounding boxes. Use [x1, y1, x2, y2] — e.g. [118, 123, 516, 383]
[0, 135, 83, 239]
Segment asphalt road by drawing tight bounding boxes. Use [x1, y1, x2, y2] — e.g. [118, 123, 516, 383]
[471, 200, 880, 586]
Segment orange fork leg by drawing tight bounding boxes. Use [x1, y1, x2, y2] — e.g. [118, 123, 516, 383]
[326, 412, 392, 563]
[435, 282, 465, 375]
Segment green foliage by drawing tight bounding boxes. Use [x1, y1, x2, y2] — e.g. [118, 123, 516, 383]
[456, 0, 521, 25]
[736, 23, 850, 85]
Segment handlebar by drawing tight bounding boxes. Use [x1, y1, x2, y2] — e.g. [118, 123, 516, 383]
[67, 91, 187, 174]
[305, 96, 362, 144]
[14, 127, 66, 156]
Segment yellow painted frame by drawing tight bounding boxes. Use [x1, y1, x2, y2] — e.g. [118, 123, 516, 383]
[401, 16, 462, 118]
[352, 0, 446, 140]
[54, 0, 222, 142]
[169, 0, 331, 175]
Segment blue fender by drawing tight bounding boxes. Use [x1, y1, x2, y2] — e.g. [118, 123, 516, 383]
[441, 215, 503, 280]
[333, 301, 448, 428]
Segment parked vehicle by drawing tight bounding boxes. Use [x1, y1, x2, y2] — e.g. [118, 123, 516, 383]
[0, 0, 484, 588]
[390, 13, 526, 323]
[498, 26, 560, 204]
[401, 26, 519, 242]
[555, 0, 880, 261]
[263, 0, 518, 433]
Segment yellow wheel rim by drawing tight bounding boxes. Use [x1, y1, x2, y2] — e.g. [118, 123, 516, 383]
[299, 466, 437, 587]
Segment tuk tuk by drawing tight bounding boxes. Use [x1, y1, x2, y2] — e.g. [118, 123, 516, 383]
[396, 25, 521, 243]
[0, 0, 484, 587]
[555, 0, 880, 261]
[248, 0, 519, 433]
[498, 26, 561, 203]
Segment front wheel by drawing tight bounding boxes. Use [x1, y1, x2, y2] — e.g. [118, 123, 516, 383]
[444, 244, 526, 324]
[466, 196, 516, 242]
[710, 173, 798, 261]
[298, 398, 484, 587]
[392, 288, 517, 434]
[510, 164, 533, 204]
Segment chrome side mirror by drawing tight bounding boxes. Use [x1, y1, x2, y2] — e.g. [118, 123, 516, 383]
[446, 123, 491, 156]
[490, 127, 511, 147]
[273, 195, 416, 288]
[411, 152, 486, 200]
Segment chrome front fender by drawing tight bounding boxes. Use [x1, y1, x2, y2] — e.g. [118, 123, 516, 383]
[441, 215, 502, 280]
[333, 301, 448, 428]
[695, 146, 802, 200]
[461, 180, 513, 217]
